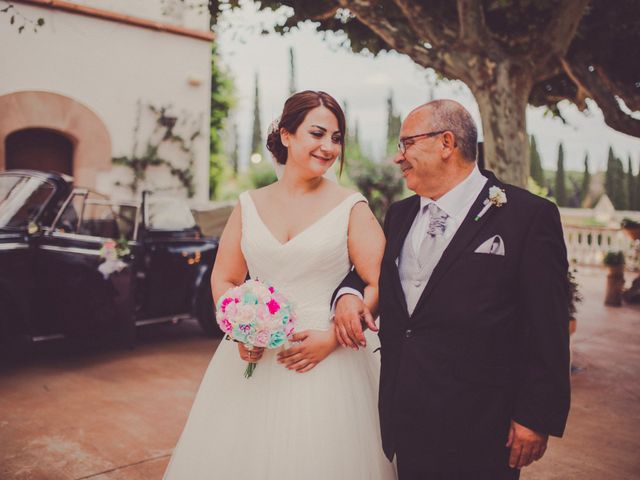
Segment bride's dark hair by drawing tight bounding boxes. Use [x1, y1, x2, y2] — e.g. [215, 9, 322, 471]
[266, 90, 346, 174]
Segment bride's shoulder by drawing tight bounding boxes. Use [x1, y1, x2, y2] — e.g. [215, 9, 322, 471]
[243, 184, 277, 204]
[326, 183, 362, 202]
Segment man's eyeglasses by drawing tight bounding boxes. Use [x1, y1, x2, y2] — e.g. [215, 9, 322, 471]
[397, 130, 446, 155]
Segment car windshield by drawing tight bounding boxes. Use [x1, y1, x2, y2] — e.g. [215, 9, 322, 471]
[0, 175, 54, 229]
[146, 197, 196, 230]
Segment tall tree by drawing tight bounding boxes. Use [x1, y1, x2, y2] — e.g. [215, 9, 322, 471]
[605, 147, 627, 210]
[581, 153, 591, 206]
[555, 143, 567, 207]
[230, 122, 239, 175]
[386, 91, 402, 155]
[627, 155, 635, 211]
[209, 43, 234, 199]
[250, 72, 263, 156]
[288, 46, 297, 95]
[209, 0, 640, 187]
[529, 135, 545, 187]
[636, 159, 640, 211]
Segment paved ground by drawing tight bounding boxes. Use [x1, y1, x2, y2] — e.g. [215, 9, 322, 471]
[1, 268, 639, 479]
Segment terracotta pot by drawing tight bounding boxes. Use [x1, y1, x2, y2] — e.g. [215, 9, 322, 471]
[604, 265, 625, 306]
[622, 226, 640, 241]
[568, 318, 577, 335]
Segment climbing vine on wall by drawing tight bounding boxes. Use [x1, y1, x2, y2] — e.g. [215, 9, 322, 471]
[113, 102, 203, 198]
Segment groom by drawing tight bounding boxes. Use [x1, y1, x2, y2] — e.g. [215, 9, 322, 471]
[333, 100, 571, 479]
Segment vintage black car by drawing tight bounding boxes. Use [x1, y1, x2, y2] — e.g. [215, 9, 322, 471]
[0, 170, 220, 348]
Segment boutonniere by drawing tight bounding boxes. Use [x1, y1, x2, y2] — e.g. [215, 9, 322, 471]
[474, 186, 507, 221]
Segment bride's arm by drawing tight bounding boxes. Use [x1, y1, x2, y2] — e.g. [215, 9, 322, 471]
[210, 202, 264, 362]
[347, 201, 386, 319]
[210, 202, 248, 303]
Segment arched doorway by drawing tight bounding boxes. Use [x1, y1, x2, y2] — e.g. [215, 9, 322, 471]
[0, 91, 111, 190]
[6, 128, 74, 175]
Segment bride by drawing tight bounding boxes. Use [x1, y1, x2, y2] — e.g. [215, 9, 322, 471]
[163, 91, 396, 480]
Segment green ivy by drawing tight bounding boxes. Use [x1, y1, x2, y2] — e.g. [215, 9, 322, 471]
[113, 102, 202, 198]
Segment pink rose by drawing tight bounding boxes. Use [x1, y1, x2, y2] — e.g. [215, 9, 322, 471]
[266, 299, 280, 315]
[221, 319, 232, 332]
[254, 330, 270, 348]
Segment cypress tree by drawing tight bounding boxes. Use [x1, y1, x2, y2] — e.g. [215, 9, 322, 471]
[231, 122, 239, 175]
[555, 143, 567, 206]
[605, 147, 628, 210]
[250, 72, 263, 156]
[288, 47, 296, 96]
[386, 91, 401, 155]
[529, 135, 545, 187]
[581, 153, 591, 206]
[627, 155, 636, 210]
[636, 159, 640, 210]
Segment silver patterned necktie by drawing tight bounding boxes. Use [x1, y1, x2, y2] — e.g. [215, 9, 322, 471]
[417, 202, 449, 269]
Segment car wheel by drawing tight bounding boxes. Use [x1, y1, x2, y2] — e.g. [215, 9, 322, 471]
[195, 284, 222, 338]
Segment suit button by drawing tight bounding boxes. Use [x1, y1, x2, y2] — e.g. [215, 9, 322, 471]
[413, 280, 422, 287]
[405, 329, 412, 338]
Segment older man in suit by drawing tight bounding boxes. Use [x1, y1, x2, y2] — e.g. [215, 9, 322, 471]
[333, 100, 571, 480]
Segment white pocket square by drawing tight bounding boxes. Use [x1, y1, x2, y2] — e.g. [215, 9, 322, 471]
[474, 235, 505, 256]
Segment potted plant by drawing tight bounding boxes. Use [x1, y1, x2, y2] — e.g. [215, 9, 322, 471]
[603, 251, 625, 306]
[621, 218, 640, 241]
[567, 270, 582, 335]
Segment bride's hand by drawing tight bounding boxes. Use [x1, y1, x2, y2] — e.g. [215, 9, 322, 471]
[276, 330, 339, 373]
[238, 343, 265, 362]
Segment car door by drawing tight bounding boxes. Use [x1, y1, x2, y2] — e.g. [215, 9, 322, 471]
[32, 190, 135, 341]
[135, 193, 204, 320]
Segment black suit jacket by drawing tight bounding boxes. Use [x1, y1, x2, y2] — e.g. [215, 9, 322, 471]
[338, 171, 571, 472]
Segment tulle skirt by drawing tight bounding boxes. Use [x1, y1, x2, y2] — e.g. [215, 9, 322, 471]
[163, 331, 397, 480]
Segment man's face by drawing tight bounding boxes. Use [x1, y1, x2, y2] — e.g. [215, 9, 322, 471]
[393, 111, 446, 198]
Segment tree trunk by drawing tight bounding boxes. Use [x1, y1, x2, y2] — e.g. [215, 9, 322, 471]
[471, 60, 533, 187]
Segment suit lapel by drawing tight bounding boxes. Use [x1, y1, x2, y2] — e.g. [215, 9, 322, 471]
[387, 195, 420, 315]
[410, 172, 503, 318]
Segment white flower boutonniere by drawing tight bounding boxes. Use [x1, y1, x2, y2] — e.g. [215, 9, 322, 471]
[474, 186, 507, 221]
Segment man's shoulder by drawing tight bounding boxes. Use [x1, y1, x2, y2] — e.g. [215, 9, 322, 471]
[500, 181, 557, 214]
[386, 195, 418, 219]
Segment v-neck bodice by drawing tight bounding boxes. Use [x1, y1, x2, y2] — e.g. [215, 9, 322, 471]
[239, 190, 366, 331]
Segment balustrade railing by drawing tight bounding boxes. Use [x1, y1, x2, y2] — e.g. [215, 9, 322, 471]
[563, 225, 639, 270]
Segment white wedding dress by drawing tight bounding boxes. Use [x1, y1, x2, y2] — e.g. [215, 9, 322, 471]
[163, 191, 397, 480]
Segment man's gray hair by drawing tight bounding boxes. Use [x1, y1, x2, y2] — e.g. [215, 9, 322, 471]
[425, 100, 478, 162]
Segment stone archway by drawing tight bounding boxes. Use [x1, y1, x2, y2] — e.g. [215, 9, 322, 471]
[0, 91, 111, 190]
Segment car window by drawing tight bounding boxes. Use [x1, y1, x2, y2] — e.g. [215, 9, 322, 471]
[53, 193, 139, 240]
[146, 198, 196, 230]
[0, 175, 54, 229]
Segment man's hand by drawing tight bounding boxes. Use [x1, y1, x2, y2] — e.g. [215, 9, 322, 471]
[506, 420, 549, 469]
[334, 294, 377, 350]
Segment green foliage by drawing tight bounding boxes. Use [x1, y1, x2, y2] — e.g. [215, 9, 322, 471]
[1, 2, 45, 33]
[627, 155, 636, 211]
[529, 135, 545, 188]
[567, 270, 583, 317]
[113, 102, 201, 197]
[527, 177, 549, 199]
[210, 44, 235, 199]
[605, 147, 628, 210]
[288, 47, 297, 95]
[251, 72, 263, 155]
[248, 162, 277, 188]
[386, 92, 402, 156]
[554, 143, 567, 207]
[603, 251, 625, 266]
[348, 158, 404, 223]
[581, 153, 591, 206]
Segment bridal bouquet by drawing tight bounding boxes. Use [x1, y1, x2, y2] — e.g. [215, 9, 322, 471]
[216, 278, 296, 378]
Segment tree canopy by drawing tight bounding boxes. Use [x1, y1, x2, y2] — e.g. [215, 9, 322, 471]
[206, 0, 639, 186]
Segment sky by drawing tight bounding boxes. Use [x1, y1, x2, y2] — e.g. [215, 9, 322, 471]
[216, 2, 640, 174]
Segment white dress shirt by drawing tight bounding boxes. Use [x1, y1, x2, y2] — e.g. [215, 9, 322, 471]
[332, 165, 487, 311]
